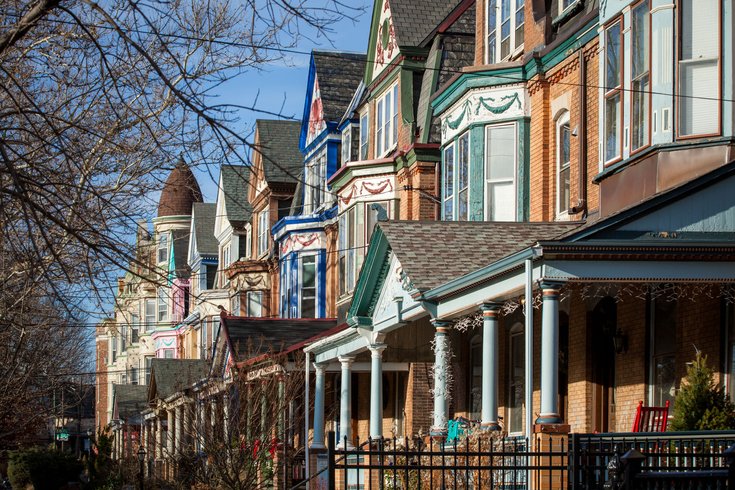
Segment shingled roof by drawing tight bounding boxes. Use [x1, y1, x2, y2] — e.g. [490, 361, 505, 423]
[148, 359, 209, 401]
[221, 316, 338, 363]
[312, 51, 366, 122]
[390, 0, 464, 47]
[192, 203, 218, 256]
[157, 159, 203, 217]
[113, 384, 148, 421]
[254, 120, 303, 186]
[170, 228, 190, 279]
[378, 221, 582, 292]
[219, 164, 253, 227]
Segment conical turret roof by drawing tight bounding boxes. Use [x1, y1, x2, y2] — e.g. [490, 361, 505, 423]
[157, 159, 203, 217]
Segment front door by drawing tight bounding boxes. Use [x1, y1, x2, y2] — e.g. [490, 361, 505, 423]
[588, 297, 617, 432]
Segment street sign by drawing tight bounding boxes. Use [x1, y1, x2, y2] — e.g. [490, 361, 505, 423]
[56, 429, 69, 442]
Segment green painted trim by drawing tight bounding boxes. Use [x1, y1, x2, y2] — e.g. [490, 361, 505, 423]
[431, 18, 599, 115]
[519, 119, 531, 221]
[371, 69, 401, 100]
[395, 145, 441, 172]
[347, 227, 391, 320]
[420, 37, 444, 144]
[469, 125, 485, 221]
[363, 0, 384, 84]
[400, 69, 415, 125]
[346, 316, 372, 328]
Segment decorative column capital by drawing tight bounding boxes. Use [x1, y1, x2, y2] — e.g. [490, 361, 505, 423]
[338, 355, 355, 368]
[430, 318, 451, 333]
[368, 343, 387, 358]
[480, 302, 502, 315]
[539, 280, 565, 295]
[314, 362, 328, 375]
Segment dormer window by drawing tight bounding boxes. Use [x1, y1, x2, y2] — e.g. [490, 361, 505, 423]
[306, 153, 327, 213]
[157, 232, 168, 264]
[375, 82, 398, 157]
[342, 126, 352, 164]
[258, 208, 269, 256]
[486, 0, 525, 64]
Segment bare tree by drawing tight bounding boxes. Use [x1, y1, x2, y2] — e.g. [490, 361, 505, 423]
[0, 0, 361, 448]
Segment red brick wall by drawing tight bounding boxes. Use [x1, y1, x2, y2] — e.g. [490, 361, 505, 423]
[95, 325, 109, 429]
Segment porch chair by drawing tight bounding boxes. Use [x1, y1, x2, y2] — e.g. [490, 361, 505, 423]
[631, 400, 670, 432]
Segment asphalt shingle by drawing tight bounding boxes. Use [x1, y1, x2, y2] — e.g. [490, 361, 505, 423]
[219, 164, 253, 227]
[254, 120, 303, 186]
[312, 51, 366, 123]
[390, 0, 463, 47]
[378, 221, 583, 292]
[113, 384, 148, 420]
[149, 359, 209, 400]
[191, 203, 218, 256]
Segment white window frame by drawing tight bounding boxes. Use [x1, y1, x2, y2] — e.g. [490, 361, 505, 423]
[145, 298, 156, 331]
[306, 151, 327, 213]
[485, 0, 525, 64]
[157, 287, 168, 323]
[374, 82, 399, 158]
[258, 208, 269, 257]
[157, 232, 168, 264]
[649, 298, 677, 409]
[339, 201, 391, 296]
[559, 0, 576, 15]
[299, 253, 318, 318]
[244, 225, 252, 259]
[630, 0, 650, 153]
[131, 313, 140, 343]
[247, 291, 264, 318]
[484, 123, 518, 221]
[221, 239, 231, 269]
[603, 19, 623, 165]
[556, 111, 571, 218]
[359, 111, 369, 161]
[442, 132, 471, 221]
[342, 126, 352, 164]
[443, 143, 455, 221]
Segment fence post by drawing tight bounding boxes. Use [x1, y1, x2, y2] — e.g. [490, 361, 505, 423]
[327, 431, 335, 490]
[724, 443, 735, 488]
[620, 449, 645, 489]
[568, 433, 578, 489]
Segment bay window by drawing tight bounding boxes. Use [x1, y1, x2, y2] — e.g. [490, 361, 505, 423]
[486, 0, 524, 64]
[678, 0, 720, 137]
[630, 1, 649, 152]
[359, 112, 369, 160]
[157, 287, 168, 322]
[556, 112, 571, 216]
[247, 291, 263, 317]
[375, 83, 399, 157]
[339, 201, 390, 295]
[145, 298, 155, 331]
[604, 20, 623, 163]
[485, 123, 517, 221]
[442, 132, 470, 221]
[258, 208, 269, 256]
[157, 232, 168, 264]
[300, 255, 317, 318]
[131, 313, 139, 343]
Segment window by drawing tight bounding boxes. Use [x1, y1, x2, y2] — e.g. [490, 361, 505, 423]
[486, 0, 524, 64]
[443, 145, 454, 220]
[650, 299, 676, 408]
[120, 324, 127, 353]
[131, 314, 139, 344]
[157, 232, 168, 264]
[300, 255, 317, 318]
[604, 20, 623, 163]
[508, 323, 524, 434]
[442, 133, 470, 221]
[339, 201, 390, 296]
[366, 201, 389, 242]
[222, 240, 231, 269]
[485, 124, 517, 221]
[375, 83, 399, 157]
[678, 0, 719, 137]
[231, 294, 241, 316]
[130, 367, 138, 385]
[145, 299, 156, 331]
[258, 208, 269, 256]
[157, 287, 168, 322]
[145, 356, 153, 384]
[200, 320, 209, 360]
[241, 230, 251, 260]
[111, 335, 117, 363]
[342, 127, 352, 164]
[247, 291, 263, 318]
[560, 0, 575, 12]
[307, 153, 327, 213]
[359, 112, 369, 160]
[726, 303, 735, 401]
[163, 349, 174, 359]
[630, 1, 649, 152]
[468, 335, 482, 419]
[556, 112, 571, 216]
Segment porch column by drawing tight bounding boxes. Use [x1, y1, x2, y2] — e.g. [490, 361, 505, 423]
[536, 281, 564, 425]
[311, 363, 327, 449]
[198, 400, 205, 451]
[338, 356, 354, 449]
[155, 414, 163, 460]
[277, 376, 286, 441]
[182, 402, 190, 453]
[166, 408, 174, 457]
[431, 319, 451, 437]
[480, 303, 501, 430]
[175, 404, 183, 456]
[223, 392, 230, 443]
[369, 343, 387, 439]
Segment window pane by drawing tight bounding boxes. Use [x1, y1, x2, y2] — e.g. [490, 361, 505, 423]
[376, 100, 383, 155]
[631, 2, 649, 151]
[559, 166, 570, 214]
[605, 23, 621, 88]
[360, 114, 369, 160]
[458, 133, 469, 221]
[487, 0, 497, 64]
[681, 0, 718, 60]
[488, 181, 515, 221]
[301, 256, 316, 318]
[486, 125, 515, 180]
[501, 0, 511, 58]
[679, 60, 719, 136]
[605, 93, 621, 161]
[515, 0, 524, 48]
[392, 84, 399, 144]
[443, 145, 454, 220]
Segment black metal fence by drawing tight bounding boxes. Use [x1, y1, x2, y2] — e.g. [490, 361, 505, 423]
[328, 431, 567, 490]
[571, 431, 735, 490]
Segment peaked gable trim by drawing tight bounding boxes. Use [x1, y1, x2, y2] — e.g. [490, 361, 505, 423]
[346, 226, 392, 325]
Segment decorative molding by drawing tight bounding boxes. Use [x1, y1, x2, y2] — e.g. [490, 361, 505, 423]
[338, 176, 396, 212]
[440, 87, 528, 143]
[279, 232, 324, 256]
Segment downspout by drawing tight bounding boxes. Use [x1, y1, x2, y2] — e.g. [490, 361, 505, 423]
[524, 257, 534, 441]
[570, 48, 588, 217]
[304, 350, 310, 489]
[434, 161, 441, 220]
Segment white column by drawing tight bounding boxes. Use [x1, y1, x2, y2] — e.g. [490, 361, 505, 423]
[536, 281, 564, 425]
[431, 320, 451, 436]
[166, 409, 174, 458]
[156, 415, 163, 460]
[223, 392, 230, 443]
[182, 403, 190, 453]
[175, 404, 183, 456]
[369, 344, 387, 439]
[311, 363, 327, 449]
[480, 304, 501, 430]
[338, 356, 354, 449]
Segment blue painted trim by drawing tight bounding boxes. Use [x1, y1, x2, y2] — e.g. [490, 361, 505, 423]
[318, 249, 327, 317]
[300, 55, 318, 152]
[302, 124, 340, 157]
[327, 141, 340, 187]
[272, 205, 338, 236]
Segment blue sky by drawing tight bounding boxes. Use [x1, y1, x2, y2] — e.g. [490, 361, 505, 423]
[195, 5, 373, 201]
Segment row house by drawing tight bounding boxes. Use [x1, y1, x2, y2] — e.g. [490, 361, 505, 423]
[300, 0, 735, 474]
[273, 51, 365, 320]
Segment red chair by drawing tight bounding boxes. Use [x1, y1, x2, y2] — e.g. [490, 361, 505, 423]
[632, 400, 670, 432]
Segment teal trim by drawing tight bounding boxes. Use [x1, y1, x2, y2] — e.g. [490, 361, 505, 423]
[518, 119, 530, 221]
[346, 227, 391, 321]
[431, 19, 598, 115]
[469, 125, 485, 221]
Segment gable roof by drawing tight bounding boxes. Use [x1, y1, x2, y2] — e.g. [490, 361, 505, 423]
[191, 203, 218, 256]
[254, 120, 303, 186]
[219, 165, 253, 227]
[170, 228, 191, 279]
[220, 316, 338, 363]
[312, 51, 366, 122]
[113, 384, 148, 421]
[378, 221, 582, 292]
[148, 359, 209, 401]
[388, 0, 464, 47]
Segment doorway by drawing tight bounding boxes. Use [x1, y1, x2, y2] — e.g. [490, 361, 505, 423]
[588, 297, 617, 432]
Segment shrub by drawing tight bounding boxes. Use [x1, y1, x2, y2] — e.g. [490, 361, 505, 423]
[8, 448, 82, 490]
[669, 352, 735, 431]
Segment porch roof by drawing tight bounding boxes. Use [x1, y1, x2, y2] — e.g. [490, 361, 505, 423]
[113, 384, 148, 423]
[147, 358, 209, 402]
